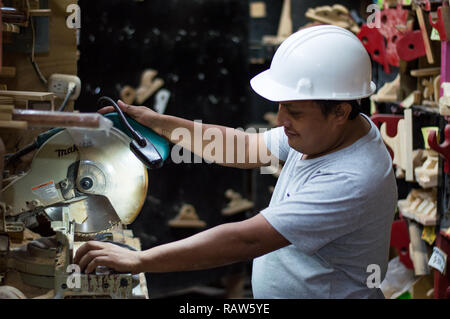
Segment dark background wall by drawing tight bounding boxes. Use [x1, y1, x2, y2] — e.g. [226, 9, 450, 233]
[77, 0, 252, 298]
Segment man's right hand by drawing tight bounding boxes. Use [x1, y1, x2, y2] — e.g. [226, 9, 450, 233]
[98, 100, 163, 135]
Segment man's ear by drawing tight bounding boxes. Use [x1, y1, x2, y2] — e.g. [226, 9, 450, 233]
[334, 102, 351, 123]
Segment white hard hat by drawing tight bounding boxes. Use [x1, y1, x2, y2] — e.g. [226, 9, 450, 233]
[250, 25, 376, 102]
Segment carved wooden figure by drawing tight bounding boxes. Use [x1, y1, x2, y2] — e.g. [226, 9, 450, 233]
[439, 82, 450, 115]
[428, 124, 450, 173]
[414, 150, 439, 188]
[378, 110, 414, 181]
[221, 189, 254, 216]
[370, 74, 400, 103]
[408, 220, 431, 276]
[168, 204, 206, 228]
[262, 0, 292, 45]
[398, 188, 438, 226]
[305, 4, 360, 34]
[377, 5, 409, 68]
[136, 70, 165, 105]
[119, 69, 164, 105]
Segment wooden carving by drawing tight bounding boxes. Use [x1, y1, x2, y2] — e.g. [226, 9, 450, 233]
[305, 4, 360, 34]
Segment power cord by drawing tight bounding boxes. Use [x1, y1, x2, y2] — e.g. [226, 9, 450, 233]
[97, 96, 147, 146]
[4, 128, 63, 166]
[26, 0, 48, 86]
[97, 96, 163, 169]
[57, 82, 77, 112]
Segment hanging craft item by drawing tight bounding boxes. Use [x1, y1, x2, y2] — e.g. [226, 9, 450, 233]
[305, 4, 360, 34]
[396, 30, 426, 61]
[378, 5, 409, 68]
[168, 204, 206, 228]
[371, 111, 414, 181]
[370, 74, 400, 103]
[221, 189, 254, 216]
[439, 82, 450, 116]
[414, 150, 438, 189]
[119, 69, 165, 105]
[357, 4, 409, 74]
[398, 188, 438, 226]
[428, 5, 447, 42]
[428, 124, 450, 174]
[358, 24, 390, 73]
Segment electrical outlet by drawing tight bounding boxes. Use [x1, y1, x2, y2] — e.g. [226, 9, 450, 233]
[48, 74, 81, 100]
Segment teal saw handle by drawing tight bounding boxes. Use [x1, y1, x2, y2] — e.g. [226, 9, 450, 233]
[104, 112, 170, 161]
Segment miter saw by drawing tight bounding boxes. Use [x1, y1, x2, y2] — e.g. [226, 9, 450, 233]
[0, 97, 169, 298]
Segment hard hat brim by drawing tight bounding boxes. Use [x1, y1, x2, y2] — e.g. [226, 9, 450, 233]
[250, 70, 377, 102]
[250, 69, 302, 102]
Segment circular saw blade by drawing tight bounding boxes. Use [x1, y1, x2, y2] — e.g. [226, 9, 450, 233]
[67, 127, 148, 231]
[72, 194, 122, 234]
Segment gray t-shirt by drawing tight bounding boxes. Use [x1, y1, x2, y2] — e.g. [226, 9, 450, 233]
[252, 114, 397, 298]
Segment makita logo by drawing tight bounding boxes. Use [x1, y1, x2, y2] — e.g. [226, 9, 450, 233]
[55, 145, 78, 157]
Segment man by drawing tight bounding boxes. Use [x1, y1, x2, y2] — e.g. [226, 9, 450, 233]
[74, 25, 397, 298]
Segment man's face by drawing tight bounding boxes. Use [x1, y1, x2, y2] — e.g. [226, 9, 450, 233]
[276, 100, 344, 156]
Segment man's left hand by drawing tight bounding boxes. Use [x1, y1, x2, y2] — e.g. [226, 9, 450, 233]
[73, 241, 143, 274]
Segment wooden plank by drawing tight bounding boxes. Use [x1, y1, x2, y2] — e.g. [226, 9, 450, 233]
[277, 0, 292, 38]
[416, 6, 435, 64]
[408, 219, 431, 275]
[404, 108, 414, 182]
[410, 67, 441, 77]
[28, 9, 52, 17]
[0, 105, 14, 112]
[2, 23, 20, 33]
[0, 120, 27, 129]
[0, 113, 12, 120]
[249, 2, 266, 18]
[0, 66, 16, 78]
[11, 109, 108, 128]
[0, 90, 55, 101]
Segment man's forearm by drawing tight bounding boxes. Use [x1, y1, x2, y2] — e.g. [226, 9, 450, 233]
[137, 222, 255, 273]
[136, 215, 288, 273]
[151, 114, 264, 168]
[73, 213, 289, 275]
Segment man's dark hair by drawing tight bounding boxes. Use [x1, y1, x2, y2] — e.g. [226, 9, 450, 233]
[316, 99, 368, 120]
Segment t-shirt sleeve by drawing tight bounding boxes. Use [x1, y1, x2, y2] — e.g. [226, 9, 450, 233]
[263, 126, 291, 162]
[260, 172, 364, 255]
